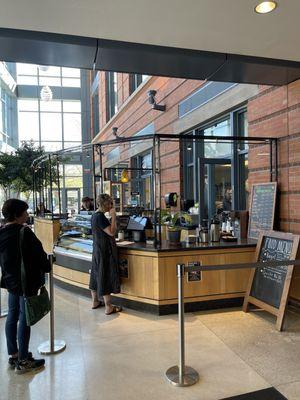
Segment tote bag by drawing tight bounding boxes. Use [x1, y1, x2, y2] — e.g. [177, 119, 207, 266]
[20, 227, 51, 326]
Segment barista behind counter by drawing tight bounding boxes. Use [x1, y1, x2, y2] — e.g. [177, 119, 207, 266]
[81, 197, 94, 212]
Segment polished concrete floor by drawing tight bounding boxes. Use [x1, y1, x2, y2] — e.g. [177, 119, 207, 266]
[1, 287, 300, 400]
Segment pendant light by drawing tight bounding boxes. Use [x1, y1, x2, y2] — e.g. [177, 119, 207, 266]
[40, 85, 53, 102]
[120, 169, 129, 183]
[38, 65, 50, 72]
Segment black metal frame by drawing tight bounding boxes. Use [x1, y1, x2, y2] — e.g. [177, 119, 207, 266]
[32, 133, 278, 247]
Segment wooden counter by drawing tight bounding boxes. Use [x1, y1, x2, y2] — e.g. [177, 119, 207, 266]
[34, 217, 61, 254]
[32, 215, 300, 314]
[53, 240, 257, 314]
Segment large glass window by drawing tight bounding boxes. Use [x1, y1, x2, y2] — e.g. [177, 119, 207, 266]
[17, 98, 81, 150]
[17, 64, 81, 87]
[131, 152, 153, 209]
[183, 109, 248, 221]
[203, 119, 231, 158]
[18, 112, 40, 141]
[106, 72, 118, 121]
[63, 113, 81, 141]
[40, 113, 62, 141]
[92, 92, 99, 137]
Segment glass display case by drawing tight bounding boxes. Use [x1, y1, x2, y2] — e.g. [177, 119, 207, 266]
[56, 214, 93, 255]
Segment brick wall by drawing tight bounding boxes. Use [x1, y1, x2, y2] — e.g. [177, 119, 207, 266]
[93, 72, 300, 227]
[94, 74, 203, 207]
[248, 80, 300, 234]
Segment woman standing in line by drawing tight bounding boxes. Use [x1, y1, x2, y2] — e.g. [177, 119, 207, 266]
[89, 194, 122, 315]
[0, 199, 51, 374]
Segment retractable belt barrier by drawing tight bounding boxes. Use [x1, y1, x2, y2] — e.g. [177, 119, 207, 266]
[38, 254, 66, 355]
[165, 259, 300, 387]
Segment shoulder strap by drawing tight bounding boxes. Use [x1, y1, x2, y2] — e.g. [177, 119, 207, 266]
[19, 226, 27, 295]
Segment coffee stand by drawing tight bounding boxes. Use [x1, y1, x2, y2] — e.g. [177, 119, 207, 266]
[32, 134, 299, 316]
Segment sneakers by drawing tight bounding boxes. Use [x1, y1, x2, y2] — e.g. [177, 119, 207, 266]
[8, 352, 33, 370]
[15, 357, 45, 374]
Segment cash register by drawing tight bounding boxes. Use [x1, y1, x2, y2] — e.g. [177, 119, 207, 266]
[126, 215, 153, 242]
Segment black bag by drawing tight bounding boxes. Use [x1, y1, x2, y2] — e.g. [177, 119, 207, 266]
[20, 227, 51, 326]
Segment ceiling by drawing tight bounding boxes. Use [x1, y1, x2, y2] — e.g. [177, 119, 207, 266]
[0, 1, 300, 85]
[0, 0, 299, 62]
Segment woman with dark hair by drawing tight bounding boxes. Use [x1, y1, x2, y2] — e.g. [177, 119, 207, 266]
[0, 199, 51, 374]
[89, 194, 122, 315]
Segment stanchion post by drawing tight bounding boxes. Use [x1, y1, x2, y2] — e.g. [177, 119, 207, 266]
[165, 264, 199, 387]
[38, 254, 66, 355]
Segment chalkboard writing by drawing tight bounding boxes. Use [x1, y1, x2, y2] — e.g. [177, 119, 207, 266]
[248, 183, 277, 239]
[243, 231, 300, 331]
[250, 236, 293, 308]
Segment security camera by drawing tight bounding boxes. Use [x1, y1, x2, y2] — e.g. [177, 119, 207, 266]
[147, 89, 166, 112]
[112, 127, 119, 138]
[148, 90, 157, 105]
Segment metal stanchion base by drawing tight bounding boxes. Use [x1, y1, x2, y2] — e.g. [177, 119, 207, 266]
[38, 340, 66, 355]
[165, 365, 199, 387]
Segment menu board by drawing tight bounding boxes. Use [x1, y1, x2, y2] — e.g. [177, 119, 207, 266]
[243, 231, 299, 331]
[250, 236, 292, 308]
[248, 183, 277, 239]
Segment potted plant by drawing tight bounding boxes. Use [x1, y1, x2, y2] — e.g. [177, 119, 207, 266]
[162, 211, 192, 244]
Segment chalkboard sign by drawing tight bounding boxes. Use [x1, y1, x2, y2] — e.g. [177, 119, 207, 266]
[248, 183, 277, 240]
[243, 231, 300, 331]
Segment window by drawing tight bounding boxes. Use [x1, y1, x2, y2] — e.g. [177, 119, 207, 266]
[63, 113, 81, 141]
[131, 151, 153, 209]
[203, 119, 231, 158]
[18, 112, 40, 141]
[41, 142, 63, 151]
[40, 113, 62, 141]
[63, 101, 81, 113]
[17, 96, 82, 151]
[129, 74, 148, 95]
[92, 92, 99, 137]
[106, 72, 118, 121]
[40, 100, 61, 112]
[183, 108, 248, 221]
[16, 63, 81, 88]
[18, 99, 39, 111]
[64, 164, 83, 188]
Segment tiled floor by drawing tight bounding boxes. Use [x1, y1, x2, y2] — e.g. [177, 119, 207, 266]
[1, 287, 300, 400]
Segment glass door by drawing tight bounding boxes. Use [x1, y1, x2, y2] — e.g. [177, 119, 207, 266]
[64, 188, 81, 215]
[199, 160, 232, 223]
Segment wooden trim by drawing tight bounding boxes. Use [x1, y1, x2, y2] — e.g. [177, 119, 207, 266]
[113, 292, 245, 306]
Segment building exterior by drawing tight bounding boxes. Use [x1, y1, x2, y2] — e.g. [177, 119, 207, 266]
[90, 72, 300, 234]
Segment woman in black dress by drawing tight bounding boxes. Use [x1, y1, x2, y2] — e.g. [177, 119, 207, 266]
[89, 194, 122, 315]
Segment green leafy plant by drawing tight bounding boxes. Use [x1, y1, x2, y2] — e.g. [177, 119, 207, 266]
[161, 211, 192, 231]
[0, 141, 57, 201]
[0, 152, 17, 200]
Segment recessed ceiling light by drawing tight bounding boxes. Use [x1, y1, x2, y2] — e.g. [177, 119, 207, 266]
[255, 1, 277, 14]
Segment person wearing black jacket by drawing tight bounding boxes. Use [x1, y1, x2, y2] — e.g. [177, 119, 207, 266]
[0, 199, 51, 374]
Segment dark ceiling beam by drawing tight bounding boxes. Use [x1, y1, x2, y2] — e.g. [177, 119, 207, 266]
[1, 27, 300, 85]
[0, 27, 97, 69]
